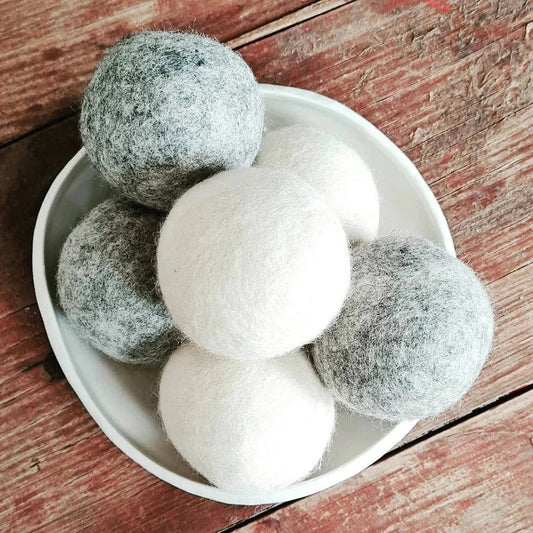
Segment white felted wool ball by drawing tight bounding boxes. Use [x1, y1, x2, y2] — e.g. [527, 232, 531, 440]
[157, 167, 351, 360]
[312, 236, 495, 421]
[80, 31, 264, 211]
[159, 343, 335, 492]
[255, 125, 379, 242]
[57, 198, 182, 364]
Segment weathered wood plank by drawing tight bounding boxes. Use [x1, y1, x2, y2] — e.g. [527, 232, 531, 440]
[0, 116, 80, 318]
[0, 331, 52, 399]
[420, 105, 533, 195]
[0, 0, 349, 145]
[240, 0, 532, 152]
[226, 0, 352, 49]
[0, 304, 43, 358]
[238, 390, 533, 533]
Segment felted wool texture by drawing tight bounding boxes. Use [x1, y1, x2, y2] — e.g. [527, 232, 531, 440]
[311, 236, 494, 421]
[157, 167, 351, 360]
[255, 124, 380, 242]
[57, 198, 182, 364]
[159, 343, 335, 493]
[80, 31, 265, 211]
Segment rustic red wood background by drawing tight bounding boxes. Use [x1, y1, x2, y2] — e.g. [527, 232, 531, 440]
[1, 0, 531, 531]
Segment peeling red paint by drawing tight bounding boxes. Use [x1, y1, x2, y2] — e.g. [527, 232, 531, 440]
[424, 0, 452, 14]
[378, 0, 452, 15]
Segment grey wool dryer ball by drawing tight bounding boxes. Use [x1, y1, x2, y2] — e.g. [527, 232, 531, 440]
[57, 198, 182, 364]
[80, 31, 265, 211]
[312, 236, 494, 421]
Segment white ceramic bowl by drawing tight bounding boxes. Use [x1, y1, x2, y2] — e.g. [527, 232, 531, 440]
[33, 84, 454, 505]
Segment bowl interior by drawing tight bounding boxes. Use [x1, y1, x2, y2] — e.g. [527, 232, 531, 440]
[34, 84, 453, 504]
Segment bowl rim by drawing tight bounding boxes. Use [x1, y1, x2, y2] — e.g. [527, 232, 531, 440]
[32, 83, 453, 505]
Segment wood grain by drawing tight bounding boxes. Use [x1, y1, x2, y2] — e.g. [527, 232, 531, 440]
[1, 0, 532, 531]
[226, 0, 352, 49]
[238, 390, 533, 533]
[241, 0, 532, 145]
[0, 0, 349, 145]
[0, 116, 80, 318]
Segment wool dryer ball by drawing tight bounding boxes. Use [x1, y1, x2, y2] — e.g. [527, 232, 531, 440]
[80, 31, 265, 211]
[255, 124, 380, 242]
[157, 167, 351, 360]
[57, 198, 182, 364]
[312, 236, 494, 421]
[159, 343, 335, 492]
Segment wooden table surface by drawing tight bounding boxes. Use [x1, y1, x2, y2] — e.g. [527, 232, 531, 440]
[1, 0, 532, 531]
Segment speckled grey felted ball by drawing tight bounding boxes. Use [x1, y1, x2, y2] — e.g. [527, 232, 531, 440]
[311, 236, 494, 421]
[80, 31, 265, 211]
[57, 198, 182, 364]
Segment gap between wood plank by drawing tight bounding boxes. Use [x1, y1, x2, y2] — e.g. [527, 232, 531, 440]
[0, 301, 38, 323]
[490, 259, 532, 286]
[435, 142, 533, 201]
[408, 97, 533, 176]
[0, 111, 77, 151]
[417, 102, 533, 187]
[218, 381, 533, 533]
[0, 0, 355, 151]
[226, 0, 354, 48]
[0, 330, 44, 362]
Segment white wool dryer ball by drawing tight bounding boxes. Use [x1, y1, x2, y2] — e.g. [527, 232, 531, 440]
[157, 167, 351, 360]
[159, 343, 336, 493]
[255, 124, 380, 241]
